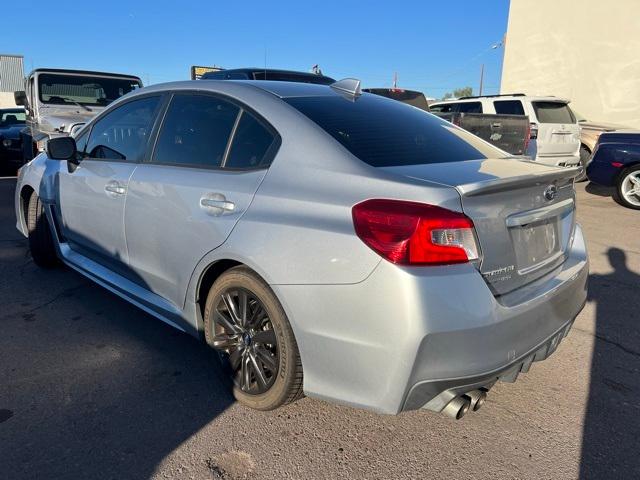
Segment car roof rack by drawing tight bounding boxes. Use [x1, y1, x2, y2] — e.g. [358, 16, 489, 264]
[457, 93, 527, 100]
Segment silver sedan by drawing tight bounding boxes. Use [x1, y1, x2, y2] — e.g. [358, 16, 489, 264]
[15, 79, 588, 419]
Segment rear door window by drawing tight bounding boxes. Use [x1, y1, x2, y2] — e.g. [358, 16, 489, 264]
[285, 94, 506, 167]
[225, 111, 277, 169]
[429, 103, 454, 113]
[85, 96, 161, 161]
[455, 102, 483, 113]
[152, 94, 239, 168]
[493, 100, 525, 115]
[532, 101, 576, 124]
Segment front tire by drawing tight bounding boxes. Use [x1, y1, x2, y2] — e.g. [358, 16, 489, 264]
[204, 266, 303, 410]
[614, 165, 640, 210]
[26, 192, 59, 268]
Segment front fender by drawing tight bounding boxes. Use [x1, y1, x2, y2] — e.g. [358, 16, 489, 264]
[14, 154, 63, 235]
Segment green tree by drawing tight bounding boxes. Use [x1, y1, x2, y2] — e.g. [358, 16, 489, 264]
[442, 86, 473, 100]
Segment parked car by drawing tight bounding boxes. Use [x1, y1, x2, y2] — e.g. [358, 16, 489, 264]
[14, 68, 143, 162]
[0, 108, 26, 172]
[586, 131, 640, 209]
[363, 88, 431, 111]
[572, 110, 629, 181]
[15, 79, 587, 419]
[201, 68, 335, 85]
[430, 94, 581, 167]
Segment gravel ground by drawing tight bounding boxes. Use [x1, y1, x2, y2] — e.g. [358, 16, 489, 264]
[1, 177, 638, 480]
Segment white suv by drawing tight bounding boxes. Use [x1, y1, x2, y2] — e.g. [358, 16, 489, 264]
[430, 94, 581, 167]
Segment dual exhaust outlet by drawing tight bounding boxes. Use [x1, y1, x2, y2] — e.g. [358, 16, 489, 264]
[442, 389, 488, 420]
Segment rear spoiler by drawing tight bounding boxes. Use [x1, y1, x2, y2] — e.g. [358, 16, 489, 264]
[457, 166, 581, 197]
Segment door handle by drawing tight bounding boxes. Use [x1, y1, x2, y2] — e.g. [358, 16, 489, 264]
[200, 193, 235, 216]
[105, 181, 126, 195]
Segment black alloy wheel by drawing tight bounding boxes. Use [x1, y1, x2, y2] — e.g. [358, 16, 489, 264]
[212, 288, 279, 394]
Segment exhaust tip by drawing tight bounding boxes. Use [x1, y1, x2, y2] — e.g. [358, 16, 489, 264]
[442, 396, 471, 420]
[466, 390, 488, 412]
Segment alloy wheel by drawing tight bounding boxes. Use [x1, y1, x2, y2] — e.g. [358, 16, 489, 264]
[212, 288, 279, 394]
[621, 171, 640, 207]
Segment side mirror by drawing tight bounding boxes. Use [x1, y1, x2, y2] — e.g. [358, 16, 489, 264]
[46, 136, 77, 160]
[14, 90, 27, 106]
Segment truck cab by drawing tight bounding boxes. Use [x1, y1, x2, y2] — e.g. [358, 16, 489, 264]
[14, 69, 142, 161]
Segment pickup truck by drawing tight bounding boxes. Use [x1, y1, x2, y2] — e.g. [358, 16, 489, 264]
[14, 68, 142, 161]
[364, 89, 530, 156]
[436, 112, 531, 156]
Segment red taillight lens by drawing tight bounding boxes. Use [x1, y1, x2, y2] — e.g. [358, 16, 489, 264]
[352, 199, 480, 266]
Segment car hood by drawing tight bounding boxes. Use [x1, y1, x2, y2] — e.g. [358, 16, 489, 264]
[0, 124, 25, 139]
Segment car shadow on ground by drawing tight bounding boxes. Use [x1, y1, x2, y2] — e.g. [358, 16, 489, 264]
[580, 248, 640, 478]
[0, 242, 235, 479]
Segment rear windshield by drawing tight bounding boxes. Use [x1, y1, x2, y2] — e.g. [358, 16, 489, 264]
[532, 101, 575, 124]
[364, 89, 430, 111]
[285, 94, 506, 167]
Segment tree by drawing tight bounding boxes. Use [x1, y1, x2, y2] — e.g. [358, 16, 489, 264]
[442, 86, 473, 100]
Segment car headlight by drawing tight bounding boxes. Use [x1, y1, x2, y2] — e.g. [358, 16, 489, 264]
[1, 138, 11, 147]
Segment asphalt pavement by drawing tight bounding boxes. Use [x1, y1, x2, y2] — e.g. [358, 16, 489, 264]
[1, 177, 638, 480]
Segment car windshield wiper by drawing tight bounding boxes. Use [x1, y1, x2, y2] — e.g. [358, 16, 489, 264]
[57, 97, 93, 112]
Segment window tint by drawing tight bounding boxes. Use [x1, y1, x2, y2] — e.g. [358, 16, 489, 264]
[225, 111, 276, 169]
[285, 95, 506, 167]
[493, 100, 525, 115]
[532, 101, 576, 124]
[38, 73, 141, 107]
[456, 102, 483, 113]
[153, 94, 239, 168]
[86, 96, 160, 161]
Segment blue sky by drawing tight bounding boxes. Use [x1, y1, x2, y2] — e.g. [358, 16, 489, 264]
[3, 0, 510, 98]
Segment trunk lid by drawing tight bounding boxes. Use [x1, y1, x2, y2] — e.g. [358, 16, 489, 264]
[382, 159, 579, 296]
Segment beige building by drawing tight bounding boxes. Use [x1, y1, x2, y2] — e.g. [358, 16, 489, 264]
[501, 0, 640, 128]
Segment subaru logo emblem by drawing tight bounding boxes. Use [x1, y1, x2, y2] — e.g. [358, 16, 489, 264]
[544, 185, 557, 201]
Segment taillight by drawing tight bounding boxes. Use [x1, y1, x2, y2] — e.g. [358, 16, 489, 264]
[352, 199, 480, 266]
[523, 122, 531, 152]
[529, 122, 538, 140]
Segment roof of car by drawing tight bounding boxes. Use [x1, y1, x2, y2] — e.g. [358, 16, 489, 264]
[202, 68, 335, 82]
[431, 95, 570, 105]
[29, 68, 142, 81]
[139, 79, 344, 99]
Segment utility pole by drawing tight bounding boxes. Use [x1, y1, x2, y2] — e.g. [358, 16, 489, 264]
[479, 63, 484, 96]
[393, 72, 398, 89]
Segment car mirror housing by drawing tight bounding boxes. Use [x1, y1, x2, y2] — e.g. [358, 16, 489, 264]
[46, 136, 77, 161]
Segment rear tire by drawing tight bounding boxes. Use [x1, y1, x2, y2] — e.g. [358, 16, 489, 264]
[576, 146, 591, 182]
[27, 192, 59, 268]
[204, 266, 303, 410]
[614, 165, 640, 210]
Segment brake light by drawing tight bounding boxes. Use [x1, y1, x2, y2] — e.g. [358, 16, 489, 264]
[352, 199, 480, 266]
[529, 122, 538, 140]
[523, 122, 531, 152]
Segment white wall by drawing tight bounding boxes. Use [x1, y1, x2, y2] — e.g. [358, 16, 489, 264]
[0, 92, 17, 108]
[501, 0, 640, 128]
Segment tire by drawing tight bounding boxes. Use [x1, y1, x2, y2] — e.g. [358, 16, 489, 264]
[576, 146, 591, 182]
[204, 266, 303, 410]
[614, 165, 640, 210]
[27, 192, 59, 268]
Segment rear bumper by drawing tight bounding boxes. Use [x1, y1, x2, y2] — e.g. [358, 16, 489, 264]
[534, 153, 581, 167]
[273, 224, 588, 414]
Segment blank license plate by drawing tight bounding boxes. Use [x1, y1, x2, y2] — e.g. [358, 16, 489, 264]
[511, 218, 560, 270]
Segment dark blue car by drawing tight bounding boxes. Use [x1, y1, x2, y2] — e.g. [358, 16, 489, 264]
[586, 131, 640, 209]
[0, 108, 26, 173]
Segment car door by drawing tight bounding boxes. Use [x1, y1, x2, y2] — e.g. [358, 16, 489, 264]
[124, 92, 279, 308]
[57, 95, 162, 275]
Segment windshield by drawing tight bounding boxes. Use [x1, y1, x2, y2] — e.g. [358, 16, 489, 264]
[0, 110, 25, 125]
[38, 73, 141, 107]
[285, 94, 507, 167]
